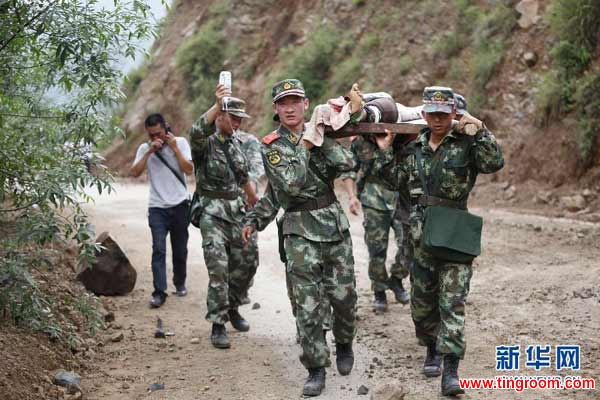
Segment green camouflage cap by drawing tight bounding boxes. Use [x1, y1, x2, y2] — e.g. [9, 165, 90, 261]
[422, 86, 455, 113]
[222, 96, 251, 118]
[271, 79, 306, 102]
[454, 93, 467, 115]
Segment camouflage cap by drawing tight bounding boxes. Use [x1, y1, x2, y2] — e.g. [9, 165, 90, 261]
[422, 86, 455, 114]
[272, 79, 306, 103]
[454, 93, 467, 115]
[222, 96, 251, 119]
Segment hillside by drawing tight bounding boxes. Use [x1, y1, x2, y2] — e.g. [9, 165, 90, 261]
[106, 0, 600, 215]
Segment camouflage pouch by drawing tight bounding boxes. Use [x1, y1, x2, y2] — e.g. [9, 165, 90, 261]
[421, 205, 482, 263]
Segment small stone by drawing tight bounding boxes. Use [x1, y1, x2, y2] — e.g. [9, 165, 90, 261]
[110, 332, 124, 343]
[522, 51, 538, 67]
[104, 311, 115, 323]
[190, 338, 201, 344]
[148, 383, 164, 392]
[357, 385, 369, 395]
[252, 302, 261, 310]
[263, 360, 270, 366]
[122, 382, 130, 389]
[203, 386, 210, 391]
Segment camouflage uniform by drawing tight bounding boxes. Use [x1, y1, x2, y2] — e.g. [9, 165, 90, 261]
[245, 126, 357, 369]
[234, 130, 264, 296]
[351, 136, 409, 292]
[189, 113, 252, 325]
[372, 104, 504, 359]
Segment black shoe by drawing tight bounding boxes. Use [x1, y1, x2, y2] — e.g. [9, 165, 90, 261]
[302, 367, 326, 397]
[389, 277, 410, 304]
[372, 291, 388, 312]
[149, 293, 166, 308]
[423, 344, 442, 377]
[210, 323, 231, 349]
[335, 342, 354, 376]
[228, 309, 250, 332]
[442, 355, 465, 396]
[174, 285, 187, 297]
[239, 291, 251, 305]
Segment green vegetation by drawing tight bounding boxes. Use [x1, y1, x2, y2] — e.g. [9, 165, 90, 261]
[0, 0, 160, 343]
[175, 2, 238, 116]
[535, 0, 600, 166]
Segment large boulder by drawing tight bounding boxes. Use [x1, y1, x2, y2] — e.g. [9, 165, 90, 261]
[77, 232, 136, 295]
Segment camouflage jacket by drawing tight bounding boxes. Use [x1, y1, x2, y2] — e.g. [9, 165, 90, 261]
[234, 130, 265, 186]
[189, 113, 249, 223]
[351, 135, 399, 211]
[246, 124, 356, 242]
[373, 126, 504, 241]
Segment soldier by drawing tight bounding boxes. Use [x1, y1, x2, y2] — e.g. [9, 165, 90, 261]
[348, 133, 411, 312]
[371, 86, 504, 396]
[189, 84, 258, 349]
[233, 129, 265, 304]
[242, 79, 357, 397]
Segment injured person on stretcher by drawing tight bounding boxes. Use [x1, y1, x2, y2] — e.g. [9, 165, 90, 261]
[303, 83, 425, 146]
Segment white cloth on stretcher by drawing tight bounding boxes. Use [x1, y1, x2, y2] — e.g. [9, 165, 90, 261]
[304, 96, 423, 146]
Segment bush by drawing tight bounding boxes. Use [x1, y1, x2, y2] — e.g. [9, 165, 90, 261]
[534, 71, 570, 128]
[471, 41, 505, 91]
[574, 69, 600, 167]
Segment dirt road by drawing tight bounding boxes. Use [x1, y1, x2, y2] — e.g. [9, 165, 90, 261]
[83, 181, 600, 399]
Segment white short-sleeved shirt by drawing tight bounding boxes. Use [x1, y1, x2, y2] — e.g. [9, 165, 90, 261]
[134, 137, 192, 208]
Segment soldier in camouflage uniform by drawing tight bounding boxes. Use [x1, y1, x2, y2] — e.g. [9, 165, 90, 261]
[233, 130, 265, 304]
[349, 135, 411, 311]
[371, 87, 504, 396]
[189, 84, 258, 349]
[242, 79, 357, 397]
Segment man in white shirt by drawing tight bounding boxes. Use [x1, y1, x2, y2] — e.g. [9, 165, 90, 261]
[131, 113, 194, 308]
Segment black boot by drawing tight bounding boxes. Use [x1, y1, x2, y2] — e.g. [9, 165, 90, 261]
[335, 342, 354, 375]
[303, 367, 326, 397]
[228, 308, 250, 332]
[210, 323, 230, 349]
[423, 344, 442, 377]
[372, 291, 388, 312]
[442, 355, 465, 396]
[389, 276, 410, 304]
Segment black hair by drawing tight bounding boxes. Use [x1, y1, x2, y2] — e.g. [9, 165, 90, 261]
[144, 113, 166, 129]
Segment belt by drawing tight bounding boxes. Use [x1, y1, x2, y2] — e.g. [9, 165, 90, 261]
[199, 188, 239, 200]
[286, 191, 337, 212]
[418, 195, 466, 210]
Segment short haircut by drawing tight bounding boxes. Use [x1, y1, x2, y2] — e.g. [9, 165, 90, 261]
[144, 113, 166, 128]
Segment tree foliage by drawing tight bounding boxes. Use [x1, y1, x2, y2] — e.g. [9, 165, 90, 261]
[0, 0, 161, 336]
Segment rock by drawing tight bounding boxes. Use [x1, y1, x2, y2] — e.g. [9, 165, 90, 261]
[77, 232, 137, 295]
[148, 383, 165, 392]
[103, 311, 115, 323]
[190, 337, 201, 344]
[582, 189, 596, 200]
[252, 302, 261, 310]
[535, 190, 554, 204]
[358, 385, 369, 395]
[371, 380, 407, 400]
[515, 0, 540, 29]
[560, 195, 586, 212]
[110, 332, 124, 343]
[122, 382, 130, 389]
[53, 371, 81, 394]
[500, 181, 511, 190]
[504, 185, 517, 200]
[522, 51, 538, 67]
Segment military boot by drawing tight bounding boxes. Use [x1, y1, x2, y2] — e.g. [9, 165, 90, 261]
[228, 308, 250, 332]
[442, 354, 465, 396]
[372, 291, 388, 312]
[335, 342, 354, 375]
[302, 367, 326, 397]
[423, 344, 442, 377]
[389, 276, 410, 304]
[210, 323, 230, 349]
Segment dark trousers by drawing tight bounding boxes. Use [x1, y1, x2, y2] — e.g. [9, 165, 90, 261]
[148, 202, 189, 297]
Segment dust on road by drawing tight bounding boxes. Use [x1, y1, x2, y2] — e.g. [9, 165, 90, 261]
[83, 181, 600, 399]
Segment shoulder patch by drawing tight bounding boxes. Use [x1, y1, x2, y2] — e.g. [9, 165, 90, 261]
[266, 149, 281, 165]
[262, 132, 281, 145]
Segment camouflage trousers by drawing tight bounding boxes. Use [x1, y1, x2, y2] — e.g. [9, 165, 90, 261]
[243, 231, 259, 294]
[410, 246, 473, 359]
[284, 231, 357, 369]
[286, 269, 332, 331]
[363, 206, 410, 292]
[198, 213, 253, 324]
